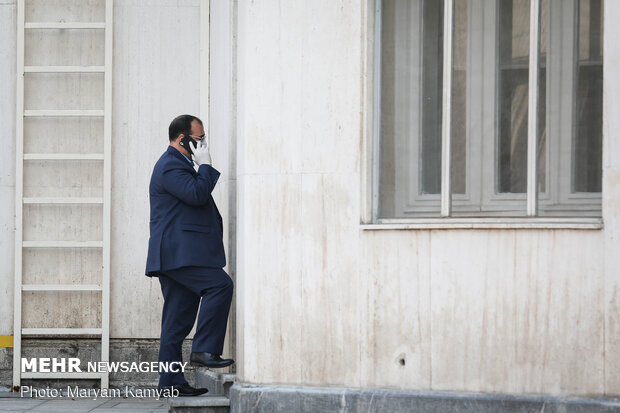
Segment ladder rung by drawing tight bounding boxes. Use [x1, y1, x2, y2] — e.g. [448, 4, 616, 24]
[22, 372, 105, 379]
[22, 284, 102, 291]
[22, 328, 102, 336]
[23, 241, 103, 248]
[24, 197, 103, 204]
[25, 65, 105, 73]
[24, 110, 104, 117]
[24, 153, 104, 160]
[25, 22, 106, 29]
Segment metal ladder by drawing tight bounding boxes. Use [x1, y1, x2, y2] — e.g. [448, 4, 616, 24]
[13, 0, 113, 389]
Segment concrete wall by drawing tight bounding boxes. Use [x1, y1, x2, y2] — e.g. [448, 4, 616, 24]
[234, 0, 620, 397]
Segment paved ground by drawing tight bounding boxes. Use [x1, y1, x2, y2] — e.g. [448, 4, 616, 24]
[0, 392, 170, 413]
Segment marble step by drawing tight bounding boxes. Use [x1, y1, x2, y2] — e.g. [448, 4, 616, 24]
[193, 369, 236, 397]
[168, 395, 229, 413]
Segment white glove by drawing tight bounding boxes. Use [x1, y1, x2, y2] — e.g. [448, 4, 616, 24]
[191, 139, 211, 165]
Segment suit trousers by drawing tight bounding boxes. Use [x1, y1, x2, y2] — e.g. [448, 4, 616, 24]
[157, 266, 233, 387]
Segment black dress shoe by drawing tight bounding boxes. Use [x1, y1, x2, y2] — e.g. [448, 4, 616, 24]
[160, 383, 208, 397]
[190, 352, 235, 368]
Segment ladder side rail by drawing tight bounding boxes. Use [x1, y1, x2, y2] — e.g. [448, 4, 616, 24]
[13, 0, 25, 389]
[100, 0, 114, 390]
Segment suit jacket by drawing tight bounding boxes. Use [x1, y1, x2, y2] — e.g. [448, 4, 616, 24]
[145, 146, 225, 276]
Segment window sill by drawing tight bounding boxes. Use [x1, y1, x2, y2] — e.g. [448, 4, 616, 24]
[361, 218, 603, 230]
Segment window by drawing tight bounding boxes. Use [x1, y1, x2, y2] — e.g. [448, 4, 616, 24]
[373, 0, 603, 220]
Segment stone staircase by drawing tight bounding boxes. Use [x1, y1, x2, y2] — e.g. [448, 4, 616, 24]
[168, 369, 235, 413]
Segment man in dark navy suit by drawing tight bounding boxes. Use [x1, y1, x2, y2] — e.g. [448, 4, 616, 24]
[146, 114, 234, 396]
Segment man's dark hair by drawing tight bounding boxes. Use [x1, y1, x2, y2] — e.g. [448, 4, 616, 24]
[168, 114, 203, 141]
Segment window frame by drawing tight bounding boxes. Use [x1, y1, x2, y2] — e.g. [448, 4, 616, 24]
[365, 0, 603, 229]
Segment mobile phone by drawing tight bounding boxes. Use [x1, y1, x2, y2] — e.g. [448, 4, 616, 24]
[179, 135, 195, 155]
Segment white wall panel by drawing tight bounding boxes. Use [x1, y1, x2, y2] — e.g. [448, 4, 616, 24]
[236, 0, 365, 386]
[236, 173, 305, 384]
[234, 0, 619, 397]
[298, 172, 360, 386]
[22, 291, 101, 329]
[22, 248, 101, 285]
[110, 0, 200, 338]
[0, 187, 15, 335]
[23, 204, 103, 241]
[604, 168, 620, 394]
[24, 117, 104, 153]
[0, 1, 16, 335]
[359, 230, 432, 390]
[25, 73, 104, 111]
[429, 230, 604, 395]
[24, 0, 105, 22]
[23, 160, 103, 197]
[238, 172, 361, 385]
[209, 0, 235, 360]
[603, 0, 620, 394]
[25, 30, 104, 66]
[236, 0, 360, 177]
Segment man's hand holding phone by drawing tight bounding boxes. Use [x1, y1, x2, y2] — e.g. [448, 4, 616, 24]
[191, 139, 212, 166]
